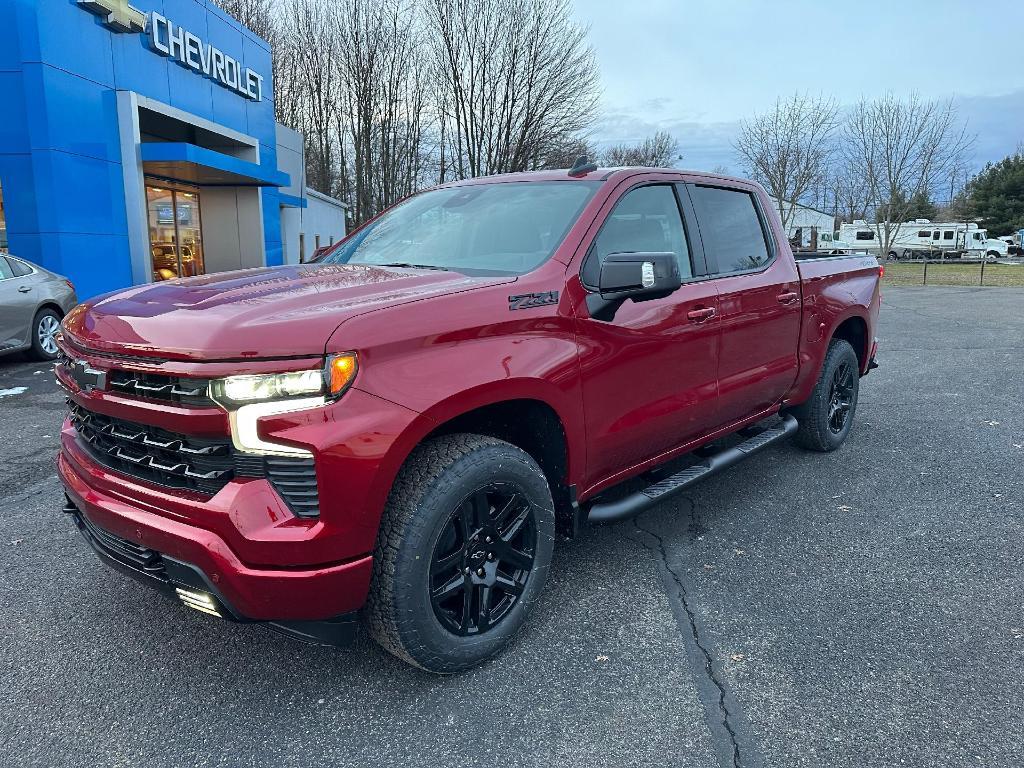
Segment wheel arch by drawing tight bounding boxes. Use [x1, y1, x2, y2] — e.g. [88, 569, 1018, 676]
[831, 314, 869, 371]
[380, 385, 583, 537]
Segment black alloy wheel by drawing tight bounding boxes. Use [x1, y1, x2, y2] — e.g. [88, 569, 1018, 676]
[826, 360, 855, 434]
[365, 434, 555, 673]
[429, 484, 536, 636]
[791, 338, 860, 452]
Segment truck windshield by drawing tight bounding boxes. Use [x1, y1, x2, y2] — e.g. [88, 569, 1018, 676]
[320, 181, 599, 275]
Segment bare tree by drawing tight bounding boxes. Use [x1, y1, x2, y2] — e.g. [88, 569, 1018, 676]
[335, 0, 432, 223]
[843, 93, 973, 256]
[734, 93, 839, 232]
[426, 0, 599, 179]
[601, 130, 680, 167]
[279, 0, 344, 195]
[536, 135, 599, 170]
[214, 0, 280, 42]
[825, 156, 872, 224]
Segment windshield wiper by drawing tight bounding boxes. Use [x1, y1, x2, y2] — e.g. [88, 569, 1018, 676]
[375, 262, 449, 271]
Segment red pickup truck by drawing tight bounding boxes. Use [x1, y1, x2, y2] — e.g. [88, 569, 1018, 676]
[56, 167, 879, 672]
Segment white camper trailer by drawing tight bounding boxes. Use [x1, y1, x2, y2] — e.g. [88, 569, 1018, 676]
[837, 220, 1008, 260]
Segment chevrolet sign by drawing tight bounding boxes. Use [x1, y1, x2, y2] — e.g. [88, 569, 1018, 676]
[150, 12, 264, 102]
[77, 2, 264, 101]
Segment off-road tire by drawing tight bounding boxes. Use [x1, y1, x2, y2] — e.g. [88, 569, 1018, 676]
[791, 339, 860, 452]
[365, 434, 555, 673]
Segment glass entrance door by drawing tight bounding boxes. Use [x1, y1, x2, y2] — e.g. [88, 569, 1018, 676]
[146, 184, 205, 281]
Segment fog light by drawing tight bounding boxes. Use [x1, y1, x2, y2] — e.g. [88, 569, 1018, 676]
[175, 587, 222, 618]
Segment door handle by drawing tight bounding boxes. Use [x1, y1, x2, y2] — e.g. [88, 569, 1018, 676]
[777, 291, 798, 304]
[18, 286, 31, 293]
[687, 307, 716, 323]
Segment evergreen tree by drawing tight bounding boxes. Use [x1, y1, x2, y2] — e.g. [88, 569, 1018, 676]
[965, 151, 1024, 234]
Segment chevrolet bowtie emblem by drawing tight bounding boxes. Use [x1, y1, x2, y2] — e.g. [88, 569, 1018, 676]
[78, 0, 147, 33]
[70, 360, 107, 393]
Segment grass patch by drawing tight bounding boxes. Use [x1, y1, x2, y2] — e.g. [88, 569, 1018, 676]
[882, 262, 1024, 287]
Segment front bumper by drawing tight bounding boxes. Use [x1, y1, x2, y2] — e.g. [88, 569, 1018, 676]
[58, 445, 373, 630]
[62, 494, 358, 644]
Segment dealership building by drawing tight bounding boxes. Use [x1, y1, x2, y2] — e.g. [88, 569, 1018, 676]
[0, 0, 347, 300]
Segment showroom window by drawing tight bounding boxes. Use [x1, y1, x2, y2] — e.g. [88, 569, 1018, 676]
[146, 184, 206, 281]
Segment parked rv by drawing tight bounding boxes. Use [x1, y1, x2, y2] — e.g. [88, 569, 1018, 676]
[838, 220, 1007, 260]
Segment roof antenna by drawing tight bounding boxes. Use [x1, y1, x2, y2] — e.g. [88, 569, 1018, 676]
[568, 155, 598, 177]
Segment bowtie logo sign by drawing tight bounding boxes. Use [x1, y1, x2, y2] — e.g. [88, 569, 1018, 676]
[78, 0, 147, 33]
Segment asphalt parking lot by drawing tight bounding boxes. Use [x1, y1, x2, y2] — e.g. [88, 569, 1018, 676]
[1, 286, 1022, 768]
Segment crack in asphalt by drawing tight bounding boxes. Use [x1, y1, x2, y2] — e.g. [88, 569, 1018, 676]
[629, 508, 748, 768]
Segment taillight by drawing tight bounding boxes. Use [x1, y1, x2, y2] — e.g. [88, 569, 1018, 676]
[65, 279, 75, 292]
[878, 265, 885, 278]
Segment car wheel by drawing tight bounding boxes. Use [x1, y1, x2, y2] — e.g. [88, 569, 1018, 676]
[365, 433, 555, 673]
[987, 251, 999, 260]
[887, 251, 898, 261]
[791, 339, 860, 452]
[30, 308, 62, 361]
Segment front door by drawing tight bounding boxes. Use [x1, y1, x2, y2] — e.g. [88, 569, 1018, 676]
[146, 184, 206, 281]
[684, 182, 801, 428]
[575, 182, 721, 487]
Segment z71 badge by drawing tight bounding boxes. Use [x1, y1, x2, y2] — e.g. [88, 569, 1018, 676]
[508, 291, 559, 311]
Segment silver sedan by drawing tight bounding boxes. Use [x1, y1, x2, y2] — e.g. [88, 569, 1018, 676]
[0, 254, 78, 361]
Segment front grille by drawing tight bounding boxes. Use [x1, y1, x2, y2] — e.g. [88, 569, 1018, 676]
[69, 402, 321, 516]
[66, 499, 168, 583]
[70, 402, 234, 495]
[107, 370, 213, 407]
[57, 348, 214, 407]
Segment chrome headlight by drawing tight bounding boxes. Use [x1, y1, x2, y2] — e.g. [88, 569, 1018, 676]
[209, 353, 358, 409]
[208, 353, 358, 456]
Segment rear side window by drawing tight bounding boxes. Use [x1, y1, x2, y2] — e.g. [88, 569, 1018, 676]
[689, 186, 771, 274]
[856, 231, 875, 241]
[6, 257, 32, 277]
[0, 258, 13, 280]
[583, 185, 692, 285]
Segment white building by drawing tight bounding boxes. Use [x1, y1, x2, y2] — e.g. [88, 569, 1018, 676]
[768, 197, 836, 248]
[276, 124, 349, 264]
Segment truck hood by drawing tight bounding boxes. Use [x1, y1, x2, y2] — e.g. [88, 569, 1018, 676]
[63, 264, 512, 361]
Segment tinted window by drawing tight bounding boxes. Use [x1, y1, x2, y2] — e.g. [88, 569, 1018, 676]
[943, 231, 954, 240]
[689, 186, 771, 274]
[323, 181, 598, 276]
[918, 230, 931, 237]
[6, 257, 32, 277]
[583, 185, 692, 286]
[0, 258, 13, 280]
[855, 231, 875, 241]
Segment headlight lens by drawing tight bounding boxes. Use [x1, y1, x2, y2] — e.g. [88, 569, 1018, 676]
[209, 353, 357, 408]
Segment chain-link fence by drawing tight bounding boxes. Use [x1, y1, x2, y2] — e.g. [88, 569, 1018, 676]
[881, 259, 1024, 287]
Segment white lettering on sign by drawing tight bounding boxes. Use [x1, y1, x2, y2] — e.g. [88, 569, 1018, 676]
[149, 12, 264, 102]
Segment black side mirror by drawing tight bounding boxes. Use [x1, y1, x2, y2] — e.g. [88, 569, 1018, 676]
[599, 251, 681, 299]
[587, 252, 682, 321]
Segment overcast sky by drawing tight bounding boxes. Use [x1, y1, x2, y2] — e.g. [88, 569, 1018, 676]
[570, 0, 1024, 174]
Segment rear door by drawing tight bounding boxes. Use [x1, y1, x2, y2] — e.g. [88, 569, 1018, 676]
[575, 181, 720, 485]
[0, 257, 34, 350]
[683, 182, 801, 428]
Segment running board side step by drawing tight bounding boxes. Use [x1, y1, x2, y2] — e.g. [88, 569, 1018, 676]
[586, 414, 799, 525]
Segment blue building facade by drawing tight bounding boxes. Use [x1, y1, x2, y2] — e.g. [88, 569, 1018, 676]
[0, 0, 306, 299]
